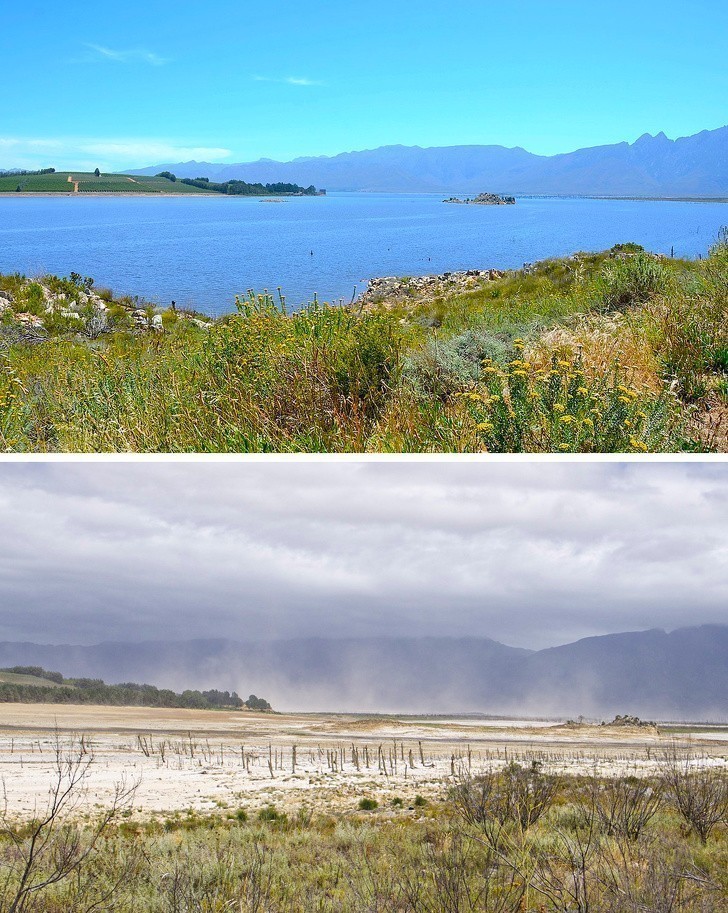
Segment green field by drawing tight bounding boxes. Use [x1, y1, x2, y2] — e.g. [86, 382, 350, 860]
[0, 671, 65, 688]
[0, 171, 216, 194]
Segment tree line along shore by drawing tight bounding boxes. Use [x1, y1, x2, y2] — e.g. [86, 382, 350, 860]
[1, 237, 727, 452]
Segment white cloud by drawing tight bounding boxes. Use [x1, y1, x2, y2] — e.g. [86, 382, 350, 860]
[0, 137, 231, 172]
[83, 43, 169, 66]
[252, 75, 324, 86]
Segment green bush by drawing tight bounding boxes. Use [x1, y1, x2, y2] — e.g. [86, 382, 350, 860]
[594, 253, 670, 310]
[358, 798, 378, 811]
[403, 328, 512, 397]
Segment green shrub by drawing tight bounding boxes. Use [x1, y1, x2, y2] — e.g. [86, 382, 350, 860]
[358, 798, 378, 811]
[403, 328, 512, 397]
[594, 253, 670, 310]
[258, 805, 282, 822]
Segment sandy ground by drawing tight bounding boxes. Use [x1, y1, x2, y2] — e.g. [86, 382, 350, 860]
[1, 705, 726, 820]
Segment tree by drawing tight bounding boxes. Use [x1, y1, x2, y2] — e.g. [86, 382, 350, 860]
[93, 168, 100, 177]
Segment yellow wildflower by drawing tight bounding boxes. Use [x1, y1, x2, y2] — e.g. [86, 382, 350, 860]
[553, 403, 566, 413]
[559, 415, 574, 423]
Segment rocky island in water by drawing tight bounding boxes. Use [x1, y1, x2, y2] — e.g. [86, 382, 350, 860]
[444, 192, 516, 205]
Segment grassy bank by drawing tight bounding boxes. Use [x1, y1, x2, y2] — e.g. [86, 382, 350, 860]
[0, 171, 216, 194]
[2, 747, 726, 912]
[1, 237, 727, 452]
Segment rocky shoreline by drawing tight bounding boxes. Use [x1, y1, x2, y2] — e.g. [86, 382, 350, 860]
[0, 276, 211, 341]
[359, 268, 506, 308]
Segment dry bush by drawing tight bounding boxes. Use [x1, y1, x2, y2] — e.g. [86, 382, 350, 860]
[590, 773, 663, 840]
[451, 761, 560, 848]
[660, 745, 728, 843]
[0, 735, 138, 913]
[527, 315, 663, 394]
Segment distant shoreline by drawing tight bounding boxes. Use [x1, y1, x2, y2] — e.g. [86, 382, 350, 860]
[1, 191, 726, 202]
[0, 192, 295, 199]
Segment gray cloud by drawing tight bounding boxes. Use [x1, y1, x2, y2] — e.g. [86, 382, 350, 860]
[0, 462, 726, 648]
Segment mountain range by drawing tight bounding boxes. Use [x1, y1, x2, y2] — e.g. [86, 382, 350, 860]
[1, 625, 725, 719]
[129, 126, 728, 196]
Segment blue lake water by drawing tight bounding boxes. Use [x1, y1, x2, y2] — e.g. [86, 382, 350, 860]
[0, 193, 726, 315]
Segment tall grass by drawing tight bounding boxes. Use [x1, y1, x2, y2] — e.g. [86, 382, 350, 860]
[1, 242, 726, 452]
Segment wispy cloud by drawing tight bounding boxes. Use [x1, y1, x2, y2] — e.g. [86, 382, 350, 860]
[252, 75, 324, 87]
[0, 137, 232, 171]
[83, 43, 169, 66]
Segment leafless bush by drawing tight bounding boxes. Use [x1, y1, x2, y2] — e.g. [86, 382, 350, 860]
[526, 802, 601, 913]
[0, 734, 138, 913]
[590, 773, 663, 840]
[660, 744, 728, 843]
[451, 761, 560, 848]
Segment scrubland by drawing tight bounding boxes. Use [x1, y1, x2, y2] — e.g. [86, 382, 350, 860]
[1, 234, 727, 452]
[1, 707, 727, 911]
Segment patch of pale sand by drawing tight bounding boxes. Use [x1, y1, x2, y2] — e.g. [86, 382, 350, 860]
[0, 706, 725, 820]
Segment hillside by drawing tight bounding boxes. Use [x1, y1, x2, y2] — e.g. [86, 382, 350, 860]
[0, 669, 66, 688]
[0, 665, 271, 710]
[131, 125, 728, 196]
[0, 626, 725, 718]
[0, 170, 321, 196]
[0, 171, 216, 194]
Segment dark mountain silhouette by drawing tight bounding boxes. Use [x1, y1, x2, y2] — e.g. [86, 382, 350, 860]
[0, 625, 725, 719]
[129, 126, 728, 196]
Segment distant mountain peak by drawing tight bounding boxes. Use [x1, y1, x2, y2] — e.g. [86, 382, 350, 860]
[127, 124, 728, 196]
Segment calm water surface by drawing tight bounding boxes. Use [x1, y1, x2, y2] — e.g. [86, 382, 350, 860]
[0, 193, 725, 315]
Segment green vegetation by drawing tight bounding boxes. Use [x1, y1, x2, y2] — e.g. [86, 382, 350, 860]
[0, 666, 271, 711]
[0, 171, 217, 194]
[1, 747, 725, 912]
[1, 237, 727, 451]
[0, 668, 65, 689]
[178, 176, 321, 195]
[0, 169, 322, 195]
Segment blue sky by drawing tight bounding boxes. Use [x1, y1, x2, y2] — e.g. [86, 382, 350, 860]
[3, 0, 727, 171]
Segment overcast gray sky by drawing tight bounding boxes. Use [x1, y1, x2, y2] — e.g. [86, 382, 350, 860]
[0, 462, 725, 649]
